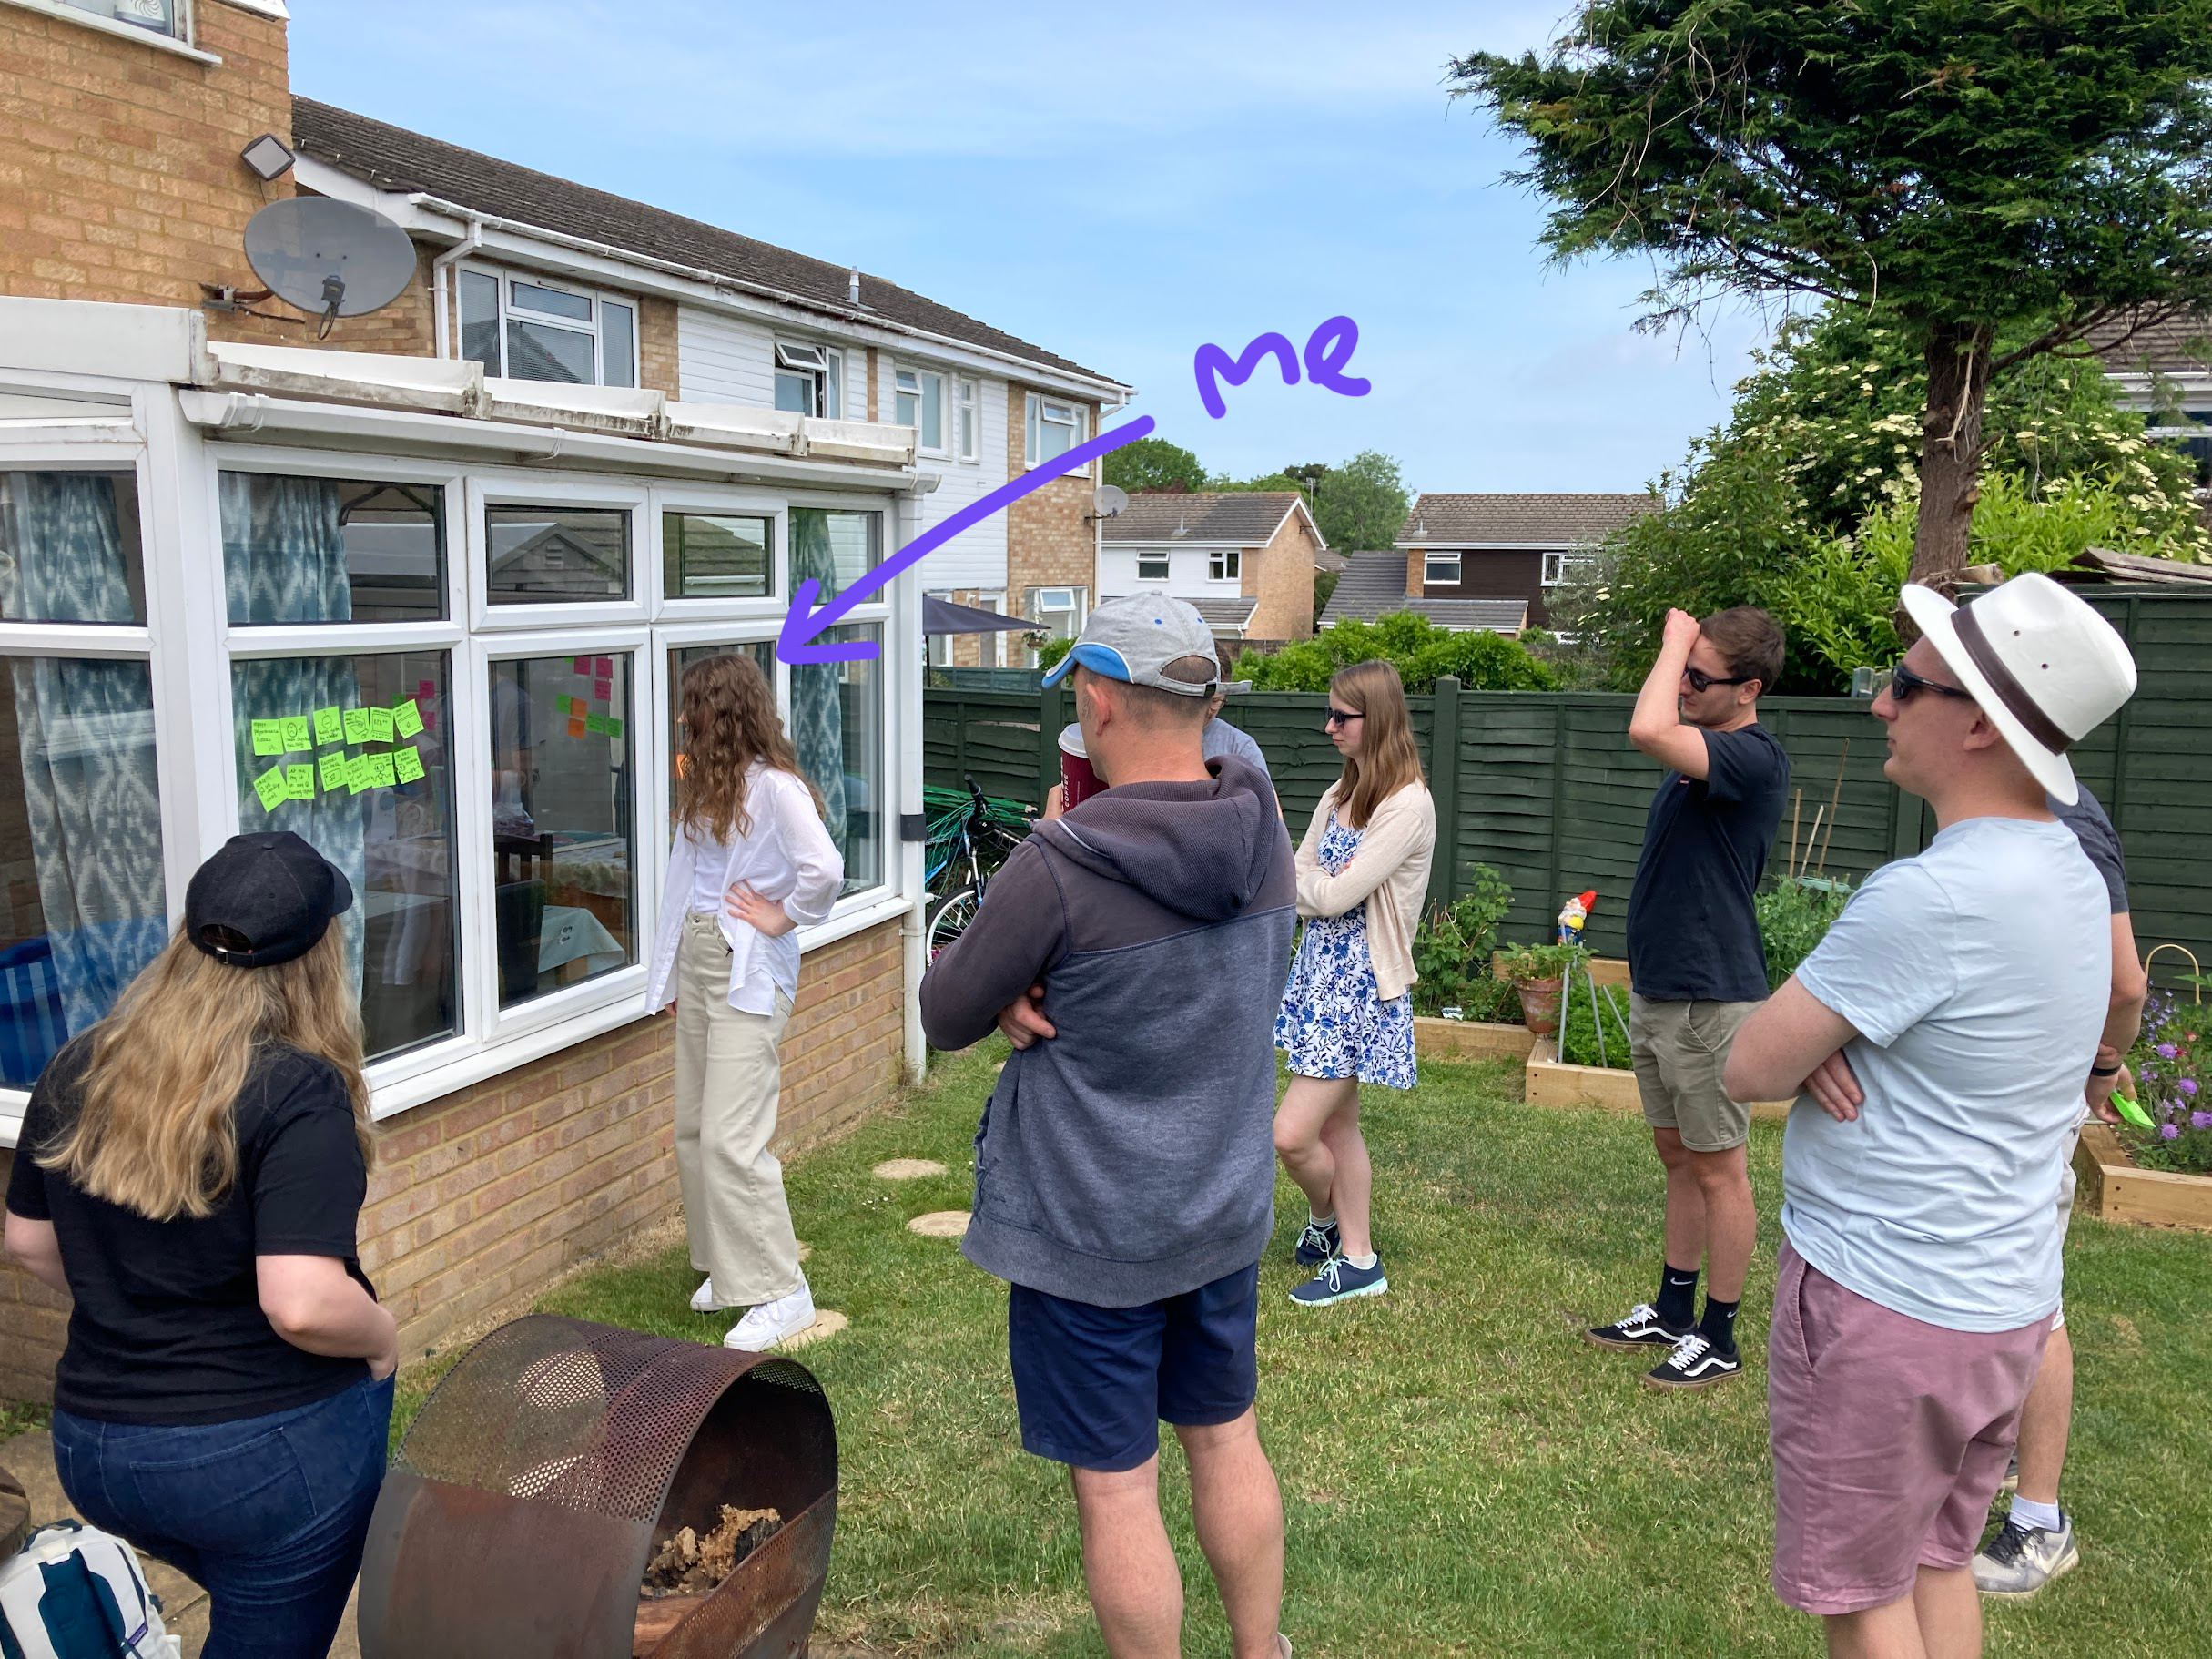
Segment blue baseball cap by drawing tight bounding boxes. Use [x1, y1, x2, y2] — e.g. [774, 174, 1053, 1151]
[1040, 591, 1220, 697]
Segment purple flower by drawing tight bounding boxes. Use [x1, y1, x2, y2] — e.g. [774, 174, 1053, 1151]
[2183, 1078, 2200, 1097]
[2157, 1043, 2179, 1059]
[2161, 1122, 2182, 1140]
[2192, 1112, 2212, 1131]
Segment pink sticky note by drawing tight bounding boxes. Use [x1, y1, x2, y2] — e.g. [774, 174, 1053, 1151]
[573, 656, 589, 674]
[593, 677, 612, 702]
[594, 656, 614, 678]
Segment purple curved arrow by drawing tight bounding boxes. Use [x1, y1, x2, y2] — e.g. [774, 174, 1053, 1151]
[777, 414, 1157, 665]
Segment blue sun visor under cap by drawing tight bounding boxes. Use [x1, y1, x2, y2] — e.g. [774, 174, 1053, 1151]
[1040, 591, 1220, 696]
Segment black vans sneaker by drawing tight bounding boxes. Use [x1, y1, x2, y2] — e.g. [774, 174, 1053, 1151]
[1641, 1331, 1745, 1390]
[1584, 1302, 1691, 1350]
[1293, 1217, 1342, 1267]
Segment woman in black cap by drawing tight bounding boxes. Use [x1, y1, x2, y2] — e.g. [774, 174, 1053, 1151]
[4, 830, 395, 1659]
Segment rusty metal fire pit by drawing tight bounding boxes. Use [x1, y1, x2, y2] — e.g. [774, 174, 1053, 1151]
[359, 1314, 837, 1658]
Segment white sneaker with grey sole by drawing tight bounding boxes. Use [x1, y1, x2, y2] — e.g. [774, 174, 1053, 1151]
[1973, 1514, 2079, 1598]
[725, 1284, 817, 1350]
[689, 1277, 720, 1313]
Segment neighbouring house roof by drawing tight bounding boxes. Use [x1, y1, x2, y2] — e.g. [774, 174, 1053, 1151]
[1317, 552, 1528, 635]
[1396, 493, 1658, 548]
[1189, 598, 1261, 636]
[2089, 310, 2212, 379]
[1104, 492, 1320, 548]
[289, 98, 1123, 389]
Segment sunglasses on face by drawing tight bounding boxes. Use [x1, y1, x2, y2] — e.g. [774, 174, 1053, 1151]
[1888, 661, 1977, 705]
[1681, 667, 1752, 694]
[1324, 707, 1364, 728]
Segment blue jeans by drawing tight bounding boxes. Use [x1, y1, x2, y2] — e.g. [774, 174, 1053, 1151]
[51, 1373, 393, 1659]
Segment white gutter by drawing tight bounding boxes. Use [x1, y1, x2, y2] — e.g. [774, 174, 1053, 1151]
[429, 211, 485, 361]
[389, 189, 1131, 402]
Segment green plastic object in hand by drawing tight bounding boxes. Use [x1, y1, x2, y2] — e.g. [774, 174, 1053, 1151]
[2111, 1093, 2156, 1132]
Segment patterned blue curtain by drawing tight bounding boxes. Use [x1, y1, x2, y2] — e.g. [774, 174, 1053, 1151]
[788, 509, 848, 858]
[0, 473, 167, 1073]
[220, 473, 367, 986]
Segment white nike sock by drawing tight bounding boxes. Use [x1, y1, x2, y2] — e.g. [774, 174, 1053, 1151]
[2009, 1496, 2063, 1535]
[1309, 1213, 1336, 1228]
[1344, 1252, 1378, 1270]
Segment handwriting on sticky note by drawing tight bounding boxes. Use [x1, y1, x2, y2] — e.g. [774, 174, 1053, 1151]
[344, 707, 372, 745]
[369, 707, 394, 743]
[394, 746, 425, 784]
[348, 754, 371, 795]
[593, 677, 612, 701]
[604, 716, 623, 739]
[318, 751, 347, 791]
[279, 716, 312, 753]
[253, 767, 287, 812]
[371, 753, 398, 789]
[252, 719, 283, 757]
[314, 707, 342, 746]
[285, 764, 316, 802]
[394, 699, 423, 739]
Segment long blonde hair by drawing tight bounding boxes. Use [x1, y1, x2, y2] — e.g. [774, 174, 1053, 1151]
[40, 926, 370, 1222]
[1331, 659, 1426, 830]
[675, 653, 825, 842]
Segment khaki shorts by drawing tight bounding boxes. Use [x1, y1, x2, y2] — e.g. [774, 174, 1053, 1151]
[1629, 993, 1760, 1152]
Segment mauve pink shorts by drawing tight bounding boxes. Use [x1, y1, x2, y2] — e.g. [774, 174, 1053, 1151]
[1768, 1239, 2053, 1617]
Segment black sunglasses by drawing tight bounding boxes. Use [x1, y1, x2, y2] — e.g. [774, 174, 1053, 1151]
[1889, 661, 1977, 705]
[1682, 666, 1752, 694]
[1324, 707, 1364, 728]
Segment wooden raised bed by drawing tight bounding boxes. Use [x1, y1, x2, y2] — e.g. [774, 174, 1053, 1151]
[2073, 1123, 2212, 1233]
[1521, 1035, 1792, 1121]
[1414, 1016, 1535, 1063]
[1492, 952, 1629, 989]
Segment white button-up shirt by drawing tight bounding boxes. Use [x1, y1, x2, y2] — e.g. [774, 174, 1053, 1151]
[646, 761, 845, 1015]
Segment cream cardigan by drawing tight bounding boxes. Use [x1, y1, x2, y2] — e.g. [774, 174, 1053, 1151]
[1294, 779, 1437, 1003]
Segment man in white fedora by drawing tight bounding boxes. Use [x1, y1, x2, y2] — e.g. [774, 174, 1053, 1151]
[1723, 573, 2136, 1658]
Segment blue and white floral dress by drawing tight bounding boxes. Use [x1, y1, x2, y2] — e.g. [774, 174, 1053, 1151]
[1274, 809, 1418, 1089]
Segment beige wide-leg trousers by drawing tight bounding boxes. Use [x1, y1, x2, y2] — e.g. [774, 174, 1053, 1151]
[672, 911, 803, 1307]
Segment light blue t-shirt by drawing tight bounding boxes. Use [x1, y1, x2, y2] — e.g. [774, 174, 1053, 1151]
[1202, 717, 1270, 779]
[1782, 816, 2109, 1333]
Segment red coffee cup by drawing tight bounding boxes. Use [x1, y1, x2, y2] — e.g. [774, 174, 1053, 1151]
[1059, 724, 1102, 809]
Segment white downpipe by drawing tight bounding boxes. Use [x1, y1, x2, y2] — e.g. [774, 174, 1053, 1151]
[898, 476, 936, 1085]
[430, 213, 485, 362]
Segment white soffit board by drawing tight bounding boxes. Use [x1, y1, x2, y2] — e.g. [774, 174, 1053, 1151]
[801, 416, 917, 465]
[663, 400, 803, 455]
[202, 341, 482, 413]
[481, 377, 666, 439]
[0, 299, 205, 384]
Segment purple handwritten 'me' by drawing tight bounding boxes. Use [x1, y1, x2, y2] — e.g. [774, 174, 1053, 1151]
[1193, 316, 1370, 418]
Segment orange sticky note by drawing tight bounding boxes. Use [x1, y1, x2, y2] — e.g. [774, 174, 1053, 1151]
[567, 716, 587, 739]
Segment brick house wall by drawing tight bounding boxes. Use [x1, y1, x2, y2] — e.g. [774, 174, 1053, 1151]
[1243, 510, 1317, 640]
[1005, 392, 1101, 631]
[0, 918, 906, 1402]
[1403, 550, 1424, 598]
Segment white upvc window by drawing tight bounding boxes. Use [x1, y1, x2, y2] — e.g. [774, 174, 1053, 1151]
[895, 365, 947, 456]
[1024, 393, 1088, 469]
[1208, 549, 1241, 583]
[1424, 551, 1462, 585]
[1542, 549, 1594, 586]
[774, 341, 843, 420]
[1025, 585, 1085, 667]
[1135, 553, 1170, 582]
[955, 378, 979, 463]
[456, 265, 639, 389]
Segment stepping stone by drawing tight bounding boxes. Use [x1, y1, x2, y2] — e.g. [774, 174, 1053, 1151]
[872, 1158, 947, 1180]
[906, 1210, 971, 1238]
[797, 1242, 811, 1263]
[774, 1309, 848, 1351]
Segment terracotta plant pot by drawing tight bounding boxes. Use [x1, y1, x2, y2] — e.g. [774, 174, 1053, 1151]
[1514, 975, 1564, 1036]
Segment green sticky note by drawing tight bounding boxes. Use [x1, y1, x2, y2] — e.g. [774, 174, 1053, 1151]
[252, 766, 287, 812]
[604, 716, 623, 739]
[343, 707, 371, 746]
[370, 752, 397, 789]
[313, 706, 342, 746]
[393, 699, 424, 739]
[279, 716, 311, 754]
[585, 712, 607, 736]
[317, 750, 347, 791]
[347, 754, 371, 795]
[285, 764, 316, 802]
[394, 745, 424, 784]
[556, 695, 574, 717]
[369, 707, 395, 743]
[251, 719, 283, 757]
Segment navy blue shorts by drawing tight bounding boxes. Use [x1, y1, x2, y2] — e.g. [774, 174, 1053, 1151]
[1007, 1263, 1261, 1472]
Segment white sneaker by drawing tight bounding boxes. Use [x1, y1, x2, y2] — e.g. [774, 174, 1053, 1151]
[724, 1284, 817, 1350]
[689, 1277, 719, 1313]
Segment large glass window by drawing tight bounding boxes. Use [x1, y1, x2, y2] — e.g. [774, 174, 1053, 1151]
[664, 513, 770, 601]
[1, 472, 147, 624]
[456, 265, 639, 389]
[1025, 394, 1087, 467]
[895, 368, 945, 453]
[55, 0, 180, 39]
[231, 654, 458, 1062]
[489, 655, 636, 1009]
[788, 507, 878, 602]
[790, 627, 880, 896]
[668, 642, 777, 783]
[221, 473, 444, 624]
[0, 656, 167, 1089]
[486, 504, 630, 605]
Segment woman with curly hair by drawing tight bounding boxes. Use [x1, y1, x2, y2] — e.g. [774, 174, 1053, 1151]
[646, 653, 843, 1349]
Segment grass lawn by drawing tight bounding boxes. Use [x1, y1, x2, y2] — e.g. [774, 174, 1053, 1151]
[397, 1043, 2212, 1657]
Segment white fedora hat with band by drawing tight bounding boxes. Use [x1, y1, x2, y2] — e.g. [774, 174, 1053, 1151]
[1899, 572, 2136, 806]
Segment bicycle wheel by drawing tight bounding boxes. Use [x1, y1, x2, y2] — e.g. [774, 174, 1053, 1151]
[926, 888, 980, 962]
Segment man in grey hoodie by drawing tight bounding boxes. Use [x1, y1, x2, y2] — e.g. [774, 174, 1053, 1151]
[920, 593, 1297, 1659]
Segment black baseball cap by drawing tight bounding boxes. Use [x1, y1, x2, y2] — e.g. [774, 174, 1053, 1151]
[185, 831, 354, 968]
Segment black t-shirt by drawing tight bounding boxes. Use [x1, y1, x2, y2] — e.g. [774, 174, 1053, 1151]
[2050, 787, 2130, 913]
[1626, 723, 1791, 1003]
[5, 1039, 377, 1426]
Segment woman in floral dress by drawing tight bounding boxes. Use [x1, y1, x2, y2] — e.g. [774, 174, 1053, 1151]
[1273, 660, 1436, 1307]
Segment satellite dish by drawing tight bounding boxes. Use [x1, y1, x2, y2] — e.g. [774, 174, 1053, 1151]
[1093, 484, 1130, 518]
[243, 198, 418, 336]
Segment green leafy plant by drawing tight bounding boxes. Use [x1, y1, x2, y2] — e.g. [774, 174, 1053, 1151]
[1232, 611, 1560, 695]
[2123, 989, 2212, 1176]
[1411, 867, 1515, 1018]
[1035, 636, 1074, 674]
[1558, 979, 1634, 1070]
[1756, 878, 1853, 992]
[1497, 941, 1587, 984]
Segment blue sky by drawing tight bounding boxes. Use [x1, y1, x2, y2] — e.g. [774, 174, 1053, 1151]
[290, 2, 1771, 500]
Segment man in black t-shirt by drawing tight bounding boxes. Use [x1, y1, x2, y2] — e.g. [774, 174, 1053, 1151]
[1586, 606, 1790, 1390]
